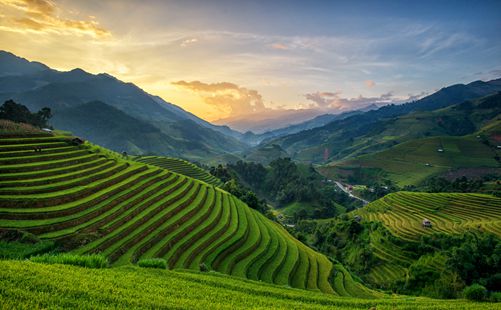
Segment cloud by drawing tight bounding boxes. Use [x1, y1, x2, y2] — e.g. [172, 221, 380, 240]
[172, 80, 269, 117]
[407, 91, 427, 101]
[304, 90, 418, 111]
[271, 43, 288, 50]
[365, 80, 375, 88]
[489, 69, 501, 77]
[180, 38, 198, 47]
[0, 0, 110, 38]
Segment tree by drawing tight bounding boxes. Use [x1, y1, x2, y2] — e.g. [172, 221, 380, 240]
[37, 107, 52, 125]
[463, 284, 487, 301]
[0, 100, 52, 128]
[0, 100, 32, 123]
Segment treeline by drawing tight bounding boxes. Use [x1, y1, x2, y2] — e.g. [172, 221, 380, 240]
[0, 100, 52, 128]
[210, 164, 271, 217]
[359, 176, 500, 201]
[404, 176, 500, 197]
[400, 232, 501, 300]
[211, 158, 361, 220]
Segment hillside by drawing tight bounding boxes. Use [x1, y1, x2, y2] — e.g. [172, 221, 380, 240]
[356, 192, 501, 241]
[319, 135, 500, 187]
[244, 144, 290, 165]
[0, 51, 247, 162]
[293, 191, 501, 296]
[354, 192, 501, 289]
[0, 133, 364, 296]
[263, 81, 501, 163]
[3, 260, 498, 309]
[317, 93, 501, 186]
[133, 156, 223, 187]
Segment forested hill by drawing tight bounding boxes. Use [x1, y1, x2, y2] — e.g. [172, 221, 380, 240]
[262, 79, 501, 163]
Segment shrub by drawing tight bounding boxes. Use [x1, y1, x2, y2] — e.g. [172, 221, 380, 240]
[199, 263, 209, 272]
[490, 292, 501, 302]
[137, 258, 167, 269]
[463, 284, 487, 301]
[31, 253, 108, 268]
[0, 241, 55, 259]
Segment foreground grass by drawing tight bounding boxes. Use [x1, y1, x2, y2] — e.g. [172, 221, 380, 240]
[0, 260, 498, 309]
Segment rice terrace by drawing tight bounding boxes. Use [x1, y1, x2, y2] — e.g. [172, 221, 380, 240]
[1, 0, 501, 309]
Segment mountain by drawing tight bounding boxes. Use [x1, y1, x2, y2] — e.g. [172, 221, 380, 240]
[261, 79, 501, 163]
[0, 51, 247, 162]
[53, 101, 189, 157]
[214, 103, 379, 135]
[251, 110, 364, 145]
[0, 51, 49, 77]
[212, 108, 324, 133]
[318, 93, 501, 186]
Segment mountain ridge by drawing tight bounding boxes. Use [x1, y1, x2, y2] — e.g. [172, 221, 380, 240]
[261, 78, 501, 163]
[0, 51, 247, 162]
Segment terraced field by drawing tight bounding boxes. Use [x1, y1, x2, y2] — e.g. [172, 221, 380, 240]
[134, 155, 222, 186]
[356, 192, 501, 241]
[321, 135, 500, 186]
[349, 191, 501, 288]
[0, 134, 376, 296]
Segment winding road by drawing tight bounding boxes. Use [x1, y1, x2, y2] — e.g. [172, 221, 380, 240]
[334, 181, 370, 205]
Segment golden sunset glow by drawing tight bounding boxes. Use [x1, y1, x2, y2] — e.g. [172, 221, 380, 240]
[1, 0, 499, 125]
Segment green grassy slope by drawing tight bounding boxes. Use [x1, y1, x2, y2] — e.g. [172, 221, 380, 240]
[133, 155, 222, 186]
[352, 192, 501, 288]
[1, 260, 497, 309]
[0, 133, 370, 296]
[320, 135, 500, 186]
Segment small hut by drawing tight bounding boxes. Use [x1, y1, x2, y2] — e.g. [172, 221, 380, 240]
[422, 218, 432, 228]
[354, 215, 362, 223]
[71, 137, 85, 145]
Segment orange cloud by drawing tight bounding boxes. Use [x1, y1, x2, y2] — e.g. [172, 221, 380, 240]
[0, 0, 110, 38]
[172, 80, 268, 118]
[271, 43, 288, 50]
[365, 80, 376, 88]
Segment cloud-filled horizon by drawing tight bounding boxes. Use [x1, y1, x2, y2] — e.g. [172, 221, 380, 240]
[0, 0, 500, 124]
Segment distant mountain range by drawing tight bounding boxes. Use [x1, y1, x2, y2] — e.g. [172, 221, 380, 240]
[258, 78, 501, 163]
[1, 50, 500, 166]
[0, 51, 247, 162]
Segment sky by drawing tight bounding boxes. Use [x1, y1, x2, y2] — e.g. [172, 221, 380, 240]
[0, 0, 500, 124]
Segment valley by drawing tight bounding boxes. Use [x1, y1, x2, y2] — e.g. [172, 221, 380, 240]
[1, 1, 501, 307]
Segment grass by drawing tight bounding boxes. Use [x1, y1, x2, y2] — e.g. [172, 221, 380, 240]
[30, 253, 108, 268]
[1, 260, 499, 310]
[281, 201, 317, 217]
[0, 119, 49, 136]
[137, 258, 167, 269]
